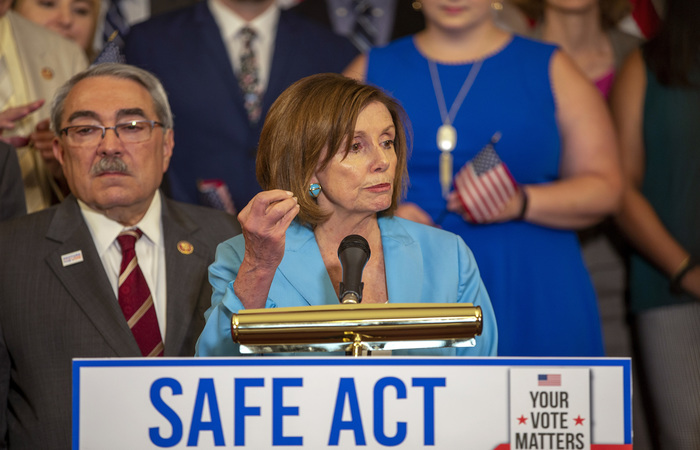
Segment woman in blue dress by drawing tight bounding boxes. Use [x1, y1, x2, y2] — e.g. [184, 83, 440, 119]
[344, 0, 621, 356]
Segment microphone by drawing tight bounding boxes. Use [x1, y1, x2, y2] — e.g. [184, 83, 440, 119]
[337, 234, 371, 304]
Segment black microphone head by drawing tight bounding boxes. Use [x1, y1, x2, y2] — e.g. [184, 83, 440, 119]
[337, 234, 371, 260]
[337, 235, 371, 303]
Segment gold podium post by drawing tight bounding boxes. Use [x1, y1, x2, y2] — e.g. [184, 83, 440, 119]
[231, 303, 482, 356]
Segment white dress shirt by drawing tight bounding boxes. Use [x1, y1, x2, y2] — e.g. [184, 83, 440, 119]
[79, 191, 168, 339]
[208, 0, 280, 95]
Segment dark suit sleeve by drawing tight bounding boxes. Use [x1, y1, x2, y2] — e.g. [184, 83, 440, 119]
[0, 143, 26, 222]
[0, 318, 9, 448]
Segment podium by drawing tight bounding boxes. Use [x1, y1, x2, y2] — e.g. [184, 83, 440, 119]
[73, 303, 632, 450]
[73, 304, 632, 448]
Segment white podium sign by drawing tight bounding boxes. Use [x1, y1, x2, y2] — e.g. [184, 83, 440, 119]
[72, 357, 632, 449]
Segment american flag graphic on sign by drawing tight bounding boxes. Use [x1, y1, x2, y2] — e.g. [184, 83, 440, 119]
[454, 136, 518, 223]
[538, 374, 562, 386]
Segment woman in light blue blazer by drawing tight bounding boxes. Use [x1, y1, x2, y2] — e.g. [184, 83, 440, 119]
[196, 73, 497, 357]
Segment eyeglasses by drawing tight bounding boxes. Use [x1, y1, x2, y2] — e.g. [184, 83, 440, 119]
[59, 120, 164, 147]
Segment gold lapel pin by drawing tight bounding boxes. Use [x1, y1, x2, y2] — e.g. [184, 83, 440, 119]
[41, 67, 54, 80]
[177, 240, 194, 255]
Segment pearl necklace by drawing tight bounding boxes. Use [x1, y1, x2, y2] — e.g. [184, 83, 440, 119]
[428, 58, 484, 199]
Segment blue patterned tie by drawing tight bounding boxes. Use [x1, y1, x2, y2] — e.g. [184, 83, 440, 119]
[103, 0, 129, 48]
[238, 27, 262, 124]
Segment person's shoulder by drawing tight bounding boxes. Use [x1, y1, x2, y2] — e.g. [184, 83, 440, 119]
[382, 216, 463, 245]
[0, 204, 59, 242]
[371, 35, 415, 54]
[128, 1, 203, 35]
[8, 10, 85, 58]
[279, 7, 356, 48]
[511, 33, 558, 54]
[279, 7, 336, 34]
[277, 8, 358, 68]
[366, 35, 416, 72]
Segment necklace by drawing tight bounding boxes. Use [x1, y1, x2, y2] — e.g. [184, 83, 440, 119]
[428, 58, 484, 198]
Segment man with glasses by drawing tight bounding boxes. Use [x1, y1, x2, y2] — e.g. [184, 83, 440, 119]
[0, 63, 240, 449]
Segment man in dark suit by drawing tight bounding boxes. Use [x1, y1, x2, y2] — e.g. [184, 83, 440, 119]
[0, 63, 240, 449]
[290, 0, 425, 51]
[123, 0, 357, 211]
[0, 142, 25, 221]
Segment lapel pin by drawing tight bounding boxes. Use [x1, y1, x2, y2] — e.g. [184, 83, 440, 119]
[177, 241, 193, 255]
[40, 67, 54, 80]
[61, 250, 84, 267]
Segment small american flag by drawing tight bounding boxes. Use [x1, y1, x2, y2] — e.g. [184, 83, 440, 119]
[538, 374, 562, 387]
[453, 133, 517, 223]
[197, 179, 237, 215]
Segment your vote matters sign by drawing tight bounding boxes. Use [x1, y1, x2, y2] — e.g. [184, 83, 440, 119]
[72, 357, 632, 449]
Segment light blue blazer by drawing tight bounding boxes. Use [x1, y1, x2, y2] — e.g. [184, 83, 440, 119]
[196, 216, 498, 357]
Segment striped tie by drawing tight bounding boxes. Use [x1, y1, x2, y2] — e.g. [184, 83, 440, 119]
[117, 229, 164, 357]
[350, 0, 377, 53]
[103, 0, 129, 48]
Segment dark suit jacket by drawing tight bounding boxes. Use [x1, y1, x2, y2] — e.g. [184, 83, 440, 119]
[0, 194, 240, 449]
[290, 0, 425, 44]
[123, 3, 358, 209]
[150, 0, 200, 16]
[0, 143, 26, 222]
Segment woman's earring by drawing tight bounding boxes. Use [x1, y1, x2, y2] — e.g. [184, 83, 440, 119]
[491, 0, 503, 11]
[411, 1, 422, 12]
[308, 183, 322, 198]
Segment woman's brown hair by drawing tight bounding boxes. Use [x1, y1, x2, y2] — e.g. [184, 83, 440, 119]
[256, 73, 410, 227]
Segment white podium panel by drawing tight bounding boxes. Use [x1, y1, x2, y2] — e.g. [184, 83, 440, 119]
[72, 357, 632, 449]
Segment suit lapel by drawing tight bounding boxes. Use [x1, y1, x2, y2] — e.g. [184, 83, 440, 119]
[264, 10, 294, 108]
[276, 223, 337, 306]
[380, 218, 424, 304]
[161, 199, 209, 355]
[193, 3, 246, 112]
[44, 198, 141, 356]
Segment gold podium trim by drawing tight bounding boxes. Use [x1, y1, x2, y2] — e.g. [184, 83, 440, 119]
[231, 303, 482, 356]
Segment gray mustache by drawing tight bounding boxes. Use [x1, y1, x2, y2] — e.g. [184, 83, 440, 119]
[90, 156, 129, 176]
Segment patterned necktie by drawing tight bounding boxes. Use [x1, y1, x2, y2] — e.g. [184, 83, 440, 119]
[117, 229, 164, 357]
[351, 0, 377, 53]
[103, 0, 129, 48]
[238, 27, 262, 124]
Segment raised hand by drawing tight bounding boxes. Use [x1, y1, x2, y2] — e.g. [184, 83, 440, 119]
[234, 190, 300, 308]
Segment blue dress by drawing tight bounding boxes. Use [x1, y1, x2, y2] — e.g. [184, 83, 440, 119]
[367, 35, 603, 356]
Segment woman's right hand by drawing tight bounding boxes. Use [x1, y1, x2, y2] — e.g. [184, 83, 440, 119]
[234, 190, 299, 309]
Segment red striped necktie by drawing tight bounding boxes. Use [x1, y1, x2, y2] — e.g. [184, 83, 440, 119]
[117, 229, 164, 357]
